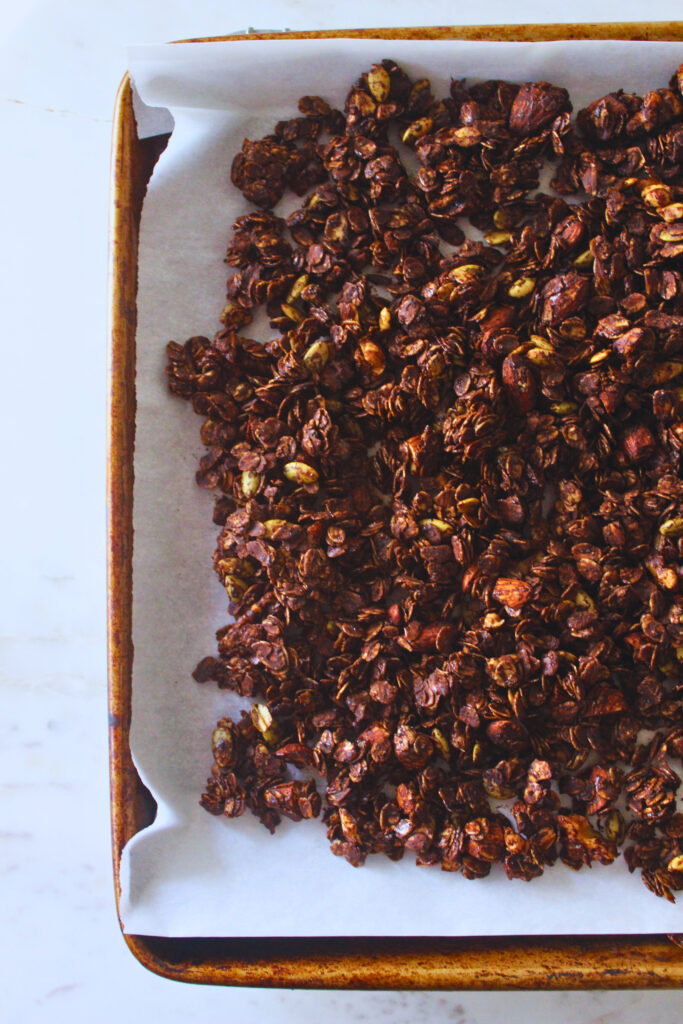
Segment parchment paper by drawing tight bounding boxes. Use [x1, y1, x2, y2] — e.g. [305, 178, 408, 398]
[121, 38, 683, 937]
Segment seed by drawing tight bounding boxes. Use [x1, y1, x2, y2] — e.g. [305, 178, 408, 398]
[652, 361, 683, 384]
[283, 461, 319, 484]
[448, 263, 484, 284]
[436, 281, 456, 301]
[646, 557, 678, 589]
[303, 339, 330, 373]
[451, 126, 481, 146]
[573, 249, 594, 268]
[660, 518, 683, 538]
[642, 182, 672, 207]
[660, 202, 683, 222]
[218, 557, 254, 578]
[367, 65, 391, 102]
[212, 726, 235, 768]
[493, 207, 519, 230]
[220, 299, 247, 324]
[402, 117, 432, 144]
[602, 810, 625, 843]
[530, 334, 553, 351]
[262, 519, 291, 538]
[287, 273, 309, 301]
[551, 401, 578, 414]
[419, 517, 454, 537]
[658, 659, 677, 675]
[431, 727, 451, 760]
[408, 78, 430, 105]
[575, 590, 595, 610]
[561, 320, 587, 341]
[589, 350, 610, 365]
[240, 470, 261, 498]
[668, 855, 683, 872]
[281, 303, 304, 323]
[251, 702, 272, 734]
[351, 90, 376, 116]
[484, 230, 512, 245]
[457, 497, 480, 513]
[250, 703, 280, 744]
[660, 226, 683, 243]
[224, 575, 249, 600]
[378, 307, 392, 331]
[508, 276, 535, 298]
[471, 741, 485, 765]
[325, 217, 347, 242]
[526, 347, 555, 367]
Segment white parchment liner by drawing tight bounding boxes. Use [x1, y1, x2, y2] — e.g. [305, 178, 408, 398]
[121, 38, 683, 936]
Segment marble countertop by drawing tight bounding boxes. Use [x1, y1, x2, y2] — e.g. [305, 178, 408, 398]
[1, 1, 681, 1020]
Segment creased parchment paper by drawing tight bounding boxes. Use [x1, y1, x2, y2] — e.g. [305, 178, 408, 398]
[121, 38, 683, 937]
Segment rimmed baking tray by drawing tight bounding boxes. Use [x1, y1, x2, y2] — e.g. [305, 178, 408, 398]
[108, 22, 683, 987]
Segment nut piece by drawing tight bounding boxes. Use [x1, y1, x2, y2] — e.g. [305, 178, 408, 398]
[509, 81, 569, 136]
[356, 339, 386, 375]
[493, 578, 533, 610]
[623, 425, 656, 463]
[502, 352, 537, 413]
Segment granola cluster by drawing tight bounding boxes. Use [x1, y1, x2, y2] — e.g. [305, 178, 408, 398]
[167, 61, 683, 899]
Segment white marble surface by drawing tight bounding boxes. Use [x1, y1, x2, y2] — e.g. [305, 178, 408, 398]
[1, 1, 682, 1020]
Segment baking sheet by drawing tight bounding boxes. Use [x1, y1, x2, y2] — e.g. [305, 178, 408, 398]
[121, 37, 683, 937]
